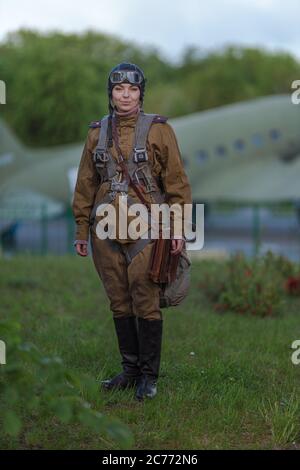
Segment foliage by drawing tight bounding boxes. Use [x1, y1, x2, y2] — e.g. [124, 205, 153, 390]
[198, 251, 299, 317]
[0, 318, 133, 448]
[177, 46, 300, 114]
[0, 29, 299, 146]
[1, 255, 300, 449]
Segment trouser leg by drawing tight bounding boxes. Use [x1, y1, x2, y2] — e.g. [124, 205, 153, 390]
[91, 234, 140, 390]
[90, 233, 132, 318]
[91, 235, 163, 396]
[126, 241, 163, 399]
[127, 241, 162, 321]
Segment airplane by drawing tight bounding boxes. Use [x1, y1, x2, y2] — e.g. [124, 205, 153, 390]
[174, 93, 300, 203]
[1, 93, 300, 226]
[0, 117, 78, 220]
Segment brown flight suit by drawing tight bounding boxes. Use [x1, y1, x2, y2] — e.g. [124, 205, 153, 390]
[72, 111, 192, 321]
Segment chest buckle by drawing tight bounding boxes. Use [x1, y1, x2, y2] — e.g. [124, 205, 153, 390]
[93, 148, 109, 164]
[133, 147, 148, 163]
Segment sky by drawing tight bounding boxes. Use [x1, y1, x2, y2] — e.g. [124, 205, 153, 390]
[0, 0, 299, 63]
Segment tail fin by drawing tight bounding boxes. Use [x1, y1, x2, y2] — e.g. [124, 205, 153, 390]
[0, 117, 28, 178]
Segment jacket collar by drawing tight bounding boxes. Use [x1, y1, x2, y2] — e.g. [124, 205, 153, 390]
[113, 106, 140, 127]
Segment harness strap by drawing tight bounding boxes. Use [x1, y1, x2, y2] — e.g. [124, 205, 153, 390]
[134, 113, 156, 154]
[90, 112, 167, 263]
[111, 114, 153, 210]
[94, 115, 109, 154]
[130, 112, 165, 202]
[119, 158, 151, 209]
[93, 116, 117, 183]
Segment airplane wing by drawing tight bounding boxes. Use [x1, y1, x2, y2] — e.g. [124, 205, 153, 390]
[188, 152, 300, 203]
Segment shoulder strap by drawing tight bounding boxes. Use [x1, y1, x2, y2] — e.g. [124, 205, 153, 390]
[93, 116, 117, 180]
[134, 113, 157, 151]
[96, 115, 109, 151]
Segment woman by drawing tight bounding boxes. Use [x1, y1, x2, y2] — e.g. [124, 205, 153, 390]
[72, 62, 192, 400]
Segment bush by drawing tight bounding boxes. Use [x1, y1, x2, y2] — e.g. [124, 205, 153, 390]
[198, 251, 298, 317]
[0, 319, 133, 448]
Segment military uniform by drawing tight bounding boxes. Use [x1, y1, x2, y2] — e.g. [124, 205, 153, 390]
[73, 111, 192, 320]
[72, 67, 192, 400]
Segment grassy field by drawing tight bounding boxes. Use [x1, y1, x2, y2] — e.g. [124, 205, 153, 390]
[0, 254, 300, 450]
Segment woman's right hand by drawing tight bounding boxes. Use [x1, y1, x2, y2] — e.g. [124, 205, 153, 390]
[75, 242, 88, 257]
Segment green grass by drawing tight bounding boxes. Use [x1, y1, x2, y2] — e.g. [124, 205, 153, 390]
[1, 254, 300, 450]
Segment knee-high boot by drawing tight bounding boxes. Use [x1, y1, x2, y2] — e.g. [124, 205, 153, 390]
[101, 316, 141, 390]
[135, 317, 163, 400]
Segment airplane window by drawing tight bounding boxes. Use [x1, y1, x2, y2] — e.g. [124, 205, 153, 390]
[215, 145, 227, 156]
[251, 133, 263, 147]
[196, 150, 208, 163]
[269, 129, 281, 140]
[234, 139, 245, 151]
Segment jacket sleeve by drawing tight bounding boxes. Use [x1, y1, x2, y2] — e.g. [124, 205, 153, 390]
[157, 122, 193, 237]
[72, 130, 100, 241]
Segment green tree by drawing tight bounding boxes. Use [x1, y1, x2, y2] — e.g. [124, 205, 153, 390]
[1, 31, 299, 145]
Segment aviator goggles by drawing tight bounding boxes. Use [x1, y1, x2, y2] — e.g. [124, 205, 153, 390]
[110, 70, 143, 85]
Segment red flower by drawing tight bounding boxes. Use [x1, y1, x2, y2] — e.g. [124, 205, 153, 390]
[285, 276, 300, 295]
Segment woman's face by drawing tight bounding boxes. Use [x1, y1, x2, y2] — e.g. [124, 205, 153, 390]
[112, 83, 140, 112]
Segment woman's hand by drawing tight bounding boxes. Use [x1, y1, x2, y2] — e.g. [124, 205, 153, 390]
[75, 242, 88, 257]
[170, 238, 184, 256]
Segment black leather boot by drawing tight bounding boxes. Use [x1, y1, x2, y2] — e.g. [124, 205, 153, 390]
[101, 316, 141, 391]
[135, 318, 163, 401]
